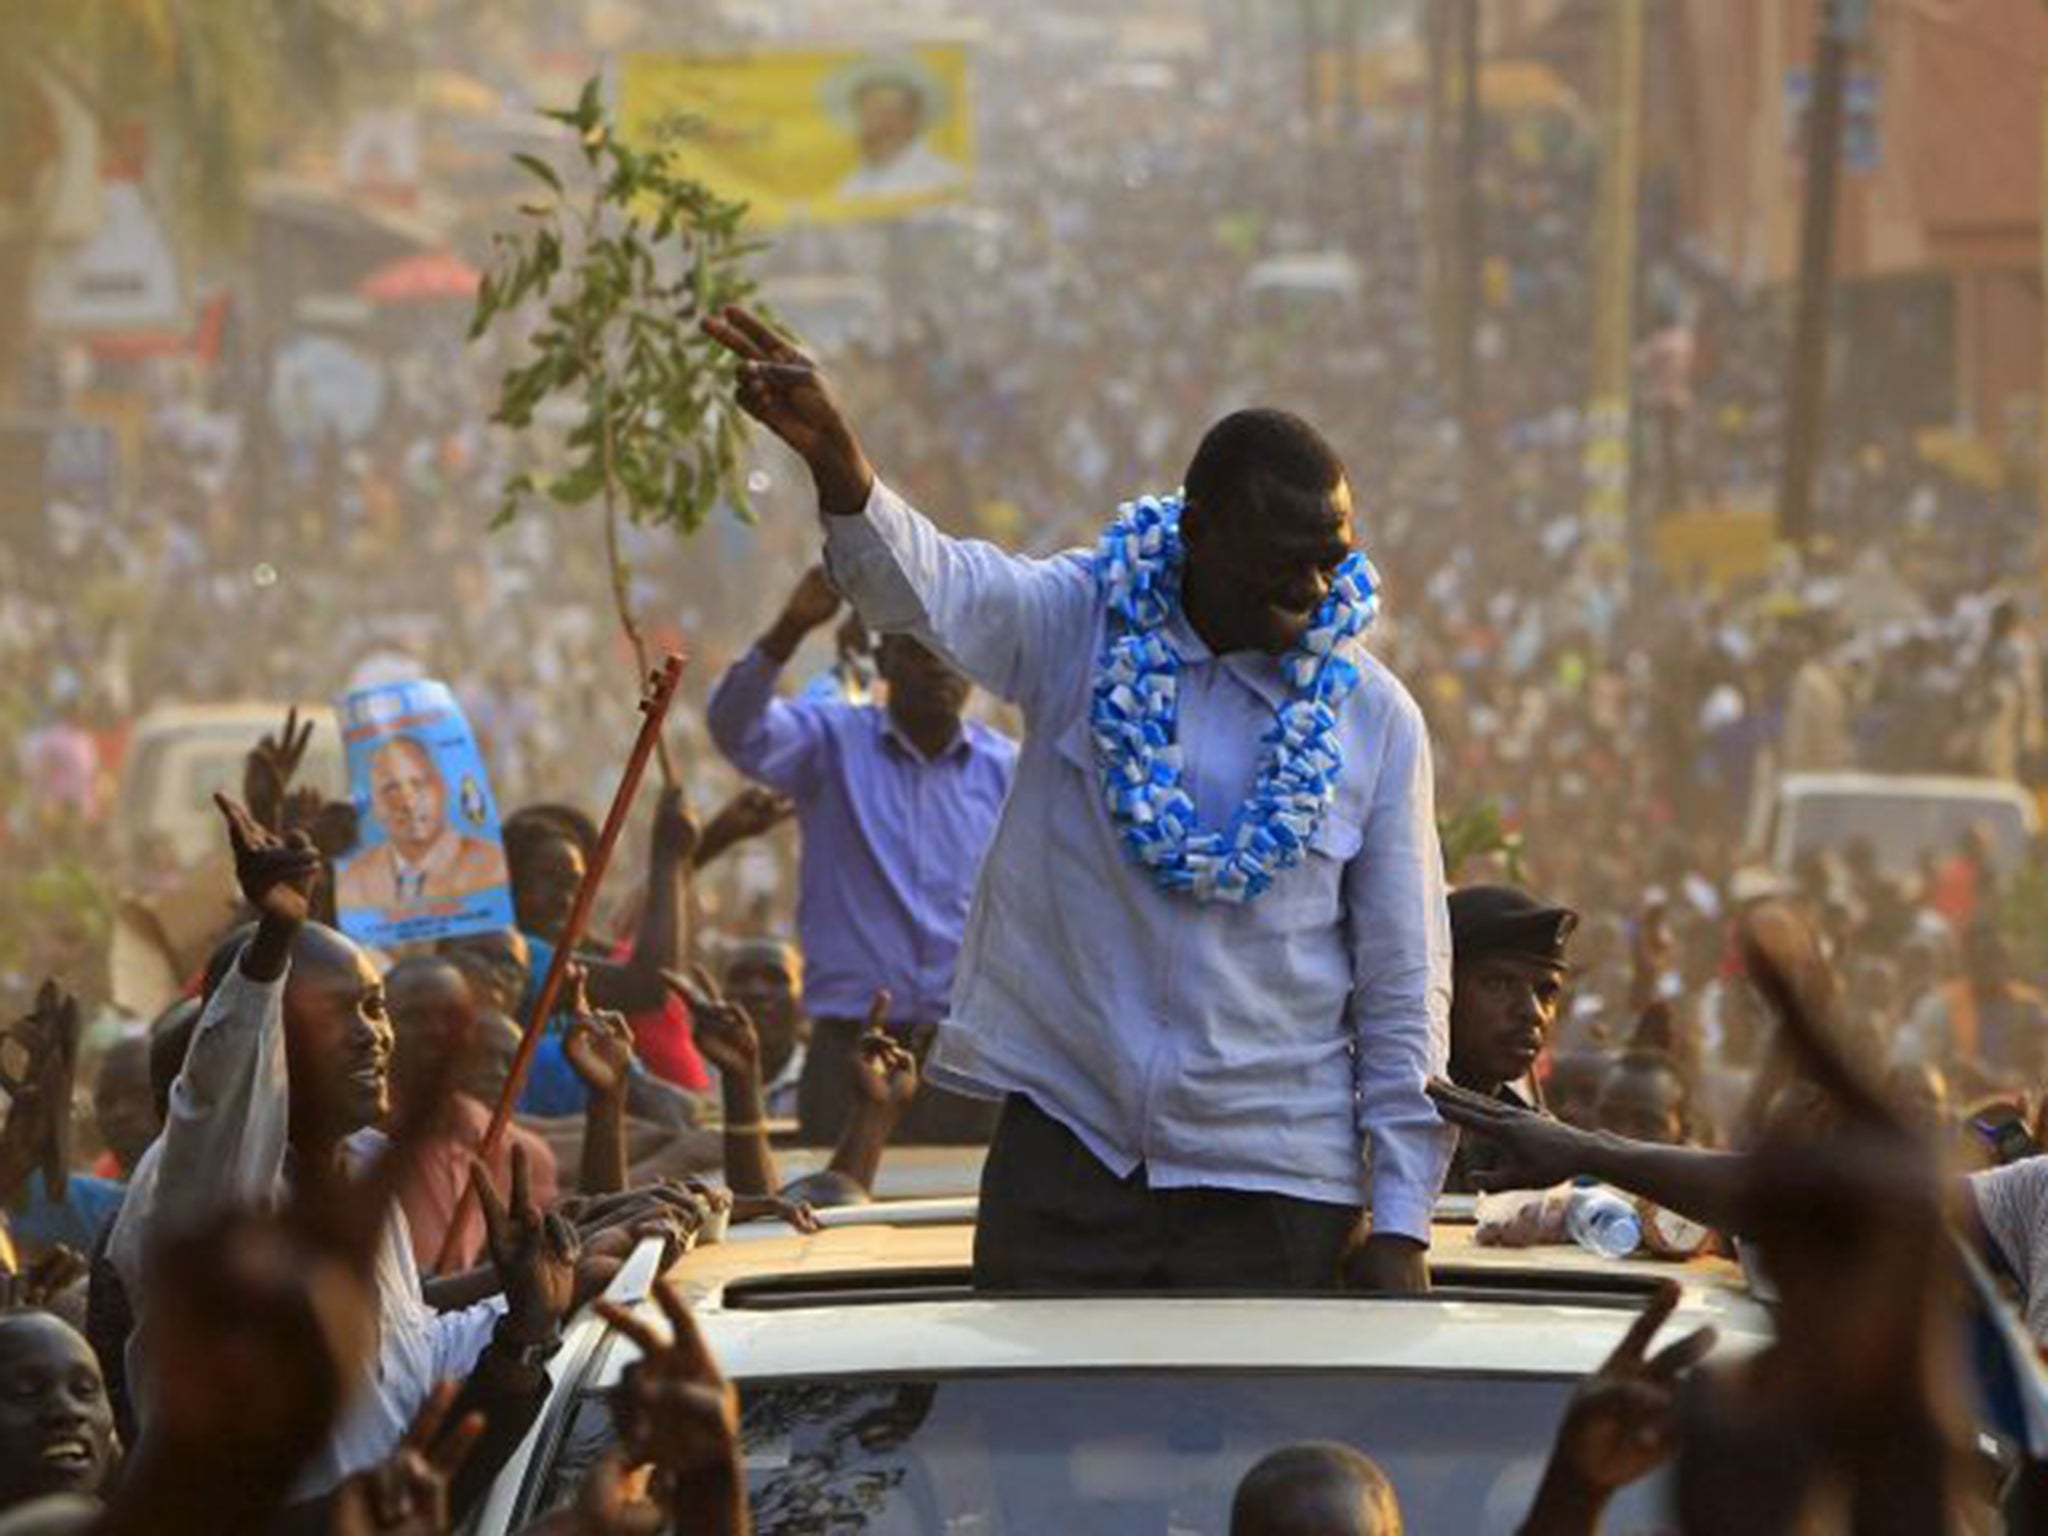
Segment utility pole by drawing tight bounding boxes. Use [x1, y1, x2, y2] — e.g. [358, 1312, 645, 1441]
[1777, 0, 1868, 548]
[1583, 0, 1645, 584]
[1301, 0, 1328, 225]
[1423, 0, 1455, 383]
[1453, 0, 1486, 522]
[1337, 0, 1365, 135]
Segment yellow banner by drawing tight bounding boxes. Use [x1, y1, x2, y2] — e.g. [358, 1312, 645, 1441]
[621, 48, 973, 226]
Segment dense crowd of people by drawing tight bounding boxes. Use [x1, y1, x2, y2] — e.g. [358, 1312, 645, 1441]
[9, 5, 2048, 1532]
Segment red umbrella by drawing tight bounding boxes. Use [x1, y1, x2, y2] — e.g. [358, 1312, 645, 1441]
[358, 250, 481, 304]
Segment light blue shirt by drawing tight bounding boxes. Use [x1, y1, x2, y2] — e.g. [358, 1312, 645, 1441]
[707, 646, 1017, 1025]
[824, 481, 1455, 1240]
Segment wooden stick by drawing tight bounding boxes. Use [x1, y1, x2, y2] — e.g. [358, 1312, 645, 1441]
[431, 653, 686, 1274]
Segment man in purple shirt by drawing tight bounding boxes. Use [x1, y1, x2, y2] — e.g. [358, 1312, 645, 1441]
[708, 565, 1017, 1145]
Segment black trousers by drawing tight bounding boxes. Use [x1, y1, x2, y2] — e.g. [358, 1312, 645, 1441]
[973, 1095, 1363, 1291]
[796, 1017, 1001, 1147]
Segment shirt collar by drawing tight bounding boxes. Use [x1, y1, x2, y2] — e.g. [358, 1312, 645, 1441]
[1162, 607, 1292, 712]
[880, 709, 975, 764]
[394, 825, 459, 878]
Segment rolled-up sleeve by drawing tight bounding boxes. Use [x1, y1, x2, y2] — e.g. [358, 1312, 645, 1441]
[1346, 687, 1455, 1243]
[706, 647, 829, 799]
[109, 963, 291, 1293]
[823, 479, 1093, 717]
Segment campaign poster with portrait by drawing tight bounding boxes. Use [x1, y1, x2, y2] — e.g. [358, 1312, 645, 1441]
[620, 46, 973, 226]
[334, 678, 513, 948]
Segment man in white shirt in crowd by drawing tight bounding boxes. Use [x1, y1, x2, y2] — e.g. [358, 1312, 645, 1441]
[108, 797, 587, 1495]
[706, 305, 1453, 1293]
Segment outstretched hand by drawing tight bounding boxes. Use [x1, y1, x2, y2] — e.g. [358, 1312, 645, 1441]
[216, 792, 322, 927]
[474, 1144, 581, 1345]
[596, 1276, 745, 1523]
[851, 991, 917, 1114]
[695, 786, 795, 870]
[0, 1243, 87, 1309]
[563, 968, 636, 1102]
[0, 978, 82, 1206]
[333, 1380, 487, 1536]
[672, 966, 761, 1084]
[702, 305, 872, 516]
[1428, 1078, 1597, 1192]
[1527, 1279, 1716, 1529]
[244, 706, 316, 831]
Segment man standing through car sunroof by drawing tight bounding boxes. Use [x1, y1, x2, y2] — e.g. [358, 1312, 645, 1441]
[706, 306, 1453, 1294]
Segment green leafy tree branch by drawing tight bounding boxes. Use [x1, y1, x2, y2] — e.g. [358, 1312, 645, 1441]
[471, 77, 764, 782]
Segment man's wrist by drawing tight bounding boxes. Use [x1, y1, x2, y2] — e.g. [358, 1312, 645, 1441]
[239, 915, 299, 983]
[1582, 1130, 1630, 1183]
[759, 617, 812, 665]
[496, 1306, 562, 1352]
[811, 452, 875, 519]
[1522, 1464, 1610, 1533]
[721, 1074, 766, 1121]
[693, 822, 737, 868]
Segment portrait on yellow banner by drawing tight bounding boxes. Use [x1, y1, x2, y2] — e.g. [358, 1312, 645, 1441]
[621, 47, 973, 226]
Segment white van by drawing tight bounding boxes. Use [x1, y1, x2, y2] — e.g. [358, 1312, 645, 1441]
[113, 702, 344, 874]
[1750, 771, 2038, 880]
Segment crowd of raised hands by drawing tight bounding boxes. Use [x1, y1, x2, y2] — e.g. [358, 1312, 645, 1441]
[0, 1040, 754, 1536]
[11, 728, 2048, 1536]
[0, 707, 839, 1536]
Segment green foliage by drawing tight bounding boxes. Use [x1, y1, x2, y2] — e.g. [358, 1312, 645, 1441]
[1439, 798, 1525, 885]
[472, 77, 762, 540]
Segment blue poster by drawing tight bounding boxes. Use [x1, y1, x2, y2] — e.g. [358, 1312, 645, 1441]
[333, 678, 514, 948]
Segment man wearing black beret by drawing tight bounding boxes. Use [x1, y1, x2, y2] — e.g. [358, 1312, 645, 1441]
[1445, 885, 1577, 1192]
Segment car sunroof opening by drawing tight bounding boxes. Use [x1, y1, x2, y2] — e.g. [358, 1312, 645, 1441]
[719, 1265, 1683, 1311]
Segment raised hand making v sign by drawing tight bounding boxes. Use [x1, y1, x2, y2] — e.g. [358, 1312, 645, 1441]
[704, 303, 1452, 1294]
[704, 308, 873, 518]
[107, 794, 529, 1501]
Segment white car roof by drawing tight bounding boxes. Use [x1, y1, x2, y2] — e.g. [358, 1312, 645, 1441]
[469, 1210, 1768, 1535]
[588, 1215, 1768, 1387]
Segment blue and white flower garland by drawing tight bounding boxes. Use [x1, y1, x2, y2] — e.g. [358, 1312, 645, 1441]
[1090, 492, 1381, 905]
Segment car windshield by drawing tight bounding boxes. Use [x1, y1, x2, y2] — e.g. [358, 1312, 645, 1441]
[530, 1370, 1671, 1534]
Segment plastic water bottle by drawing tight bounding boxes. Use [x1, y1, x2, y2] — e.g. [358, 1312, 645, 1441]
[1565, 1184, 1642, 1259]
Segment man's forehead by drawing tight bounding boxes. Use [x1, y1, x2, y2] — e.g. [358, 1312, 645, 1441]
[294, 945, 380, 995]
[1264, 480, 1354, 545]
[374, 740, 432, 773]
[1467, 954, 1565, 983]
[0, 1312, 91, 1364]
